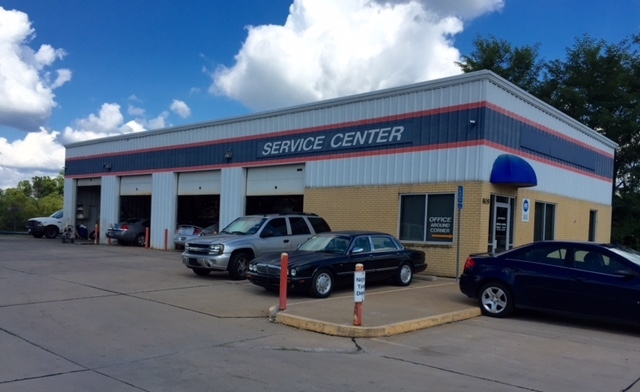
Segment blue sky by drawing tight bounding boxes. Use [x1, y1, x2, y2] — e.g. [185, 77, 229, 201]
[0, 0, 638, 189]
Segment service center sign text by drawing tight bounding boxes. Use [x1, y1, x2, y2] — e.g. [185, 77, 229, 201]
[258, 124, 410, 157]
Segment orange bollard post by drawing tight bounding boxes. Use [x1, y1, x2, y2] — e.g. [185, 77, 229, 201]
[353, 263, 365, 326]
[94, 224, 99, 244]
[279, 252, 288, 311]
[145, 227, 150, 249]
[164, 228, 168, 251]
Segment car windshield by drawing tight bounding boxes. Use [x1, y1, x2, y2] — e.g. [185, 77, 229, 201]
[220, 216, 267, 235]
[51, 210, 63, 219]
[298, 235, 352, 254]
[609, 246, 640, 267]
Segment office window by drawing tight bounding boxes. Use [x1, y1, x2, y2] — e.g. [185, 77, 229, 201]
[534, 202, 555, 241]
[399, 193, 455, 243]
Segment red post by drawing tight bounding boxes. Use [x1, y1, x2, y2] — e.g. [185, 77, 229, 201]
[94, 224, 99, 244]
[164, 228, 168, 251]
[279, 252, 289, 311]
[145, 227, 150, 249]
[353, 263, 365, 326]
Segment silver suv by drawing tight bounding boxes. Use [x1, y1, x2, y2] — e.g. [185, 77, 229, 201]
[181, 213, 331, 280]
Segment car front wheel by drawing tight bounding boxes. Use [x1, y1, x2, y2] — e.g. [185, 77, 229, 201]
[228, 251, 250, 280]
[310, 269, 334, 298]
[479, 282, 514, 318]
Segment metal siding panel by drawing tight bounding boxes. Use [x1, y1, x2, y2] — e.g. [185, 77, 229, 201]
[306, 146, 484, 187]
[178, 171, 221, 195]
[100, 176, 120, 243]
[220, 168, 246, 227]
[150, 172, 178, 249]
[246, 165, 305, 195]
[486, 82, 615, 153]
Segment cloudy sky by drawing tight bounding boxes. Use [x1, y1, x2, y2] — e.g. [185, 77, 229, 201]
[0, 0, 638, 190]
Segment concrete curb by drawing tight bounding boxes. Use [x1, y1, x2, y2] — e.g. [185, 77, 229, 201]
[270, 306, 482, 338]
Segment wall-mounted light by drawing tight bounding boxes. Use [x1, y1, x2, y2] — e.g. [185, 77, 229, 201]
[469, 120, 477, 125]
[103, 163, 112, 170]
[224, 150, 233, 160]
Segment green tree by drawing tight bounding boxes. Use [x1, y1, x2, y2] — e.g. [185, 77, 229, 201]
[457, 34, 640, 245]
[456, 34, 543, 92]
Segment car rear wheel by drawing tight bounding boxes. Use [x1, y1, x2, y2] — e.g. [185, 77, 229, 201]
[135, 233, 146, 247]
[393, 261, 413, 286]
[479, 282, 514, 318]
[192, 268, 210, 276]
[228, 251, 250, 280]
[44, 226, 59, 239]
[310, 269, 334, 298]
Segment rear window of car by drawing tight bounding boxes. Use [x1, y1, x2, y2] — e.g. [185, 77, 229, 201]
[307, 217, 331, 233]
[289, 217, 311, 235]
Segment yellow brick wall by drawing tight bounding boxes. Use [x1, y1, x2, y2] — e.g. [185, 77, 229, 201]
[304, 183, 612, 278]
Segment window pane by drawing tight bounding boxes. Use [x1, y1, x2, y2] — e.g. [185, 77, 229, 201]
[399, 195, 426, 241]
[534, 202, 544, 241]
[289, 217, 311, 235]
[544, 204, 555, 240]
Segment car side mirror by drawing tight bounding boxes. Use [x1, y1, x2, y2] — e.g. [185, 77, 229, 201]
[260, 229, 274, 238]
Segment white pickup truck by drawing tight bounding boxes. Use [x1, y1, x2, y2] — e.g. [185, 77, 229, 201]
[26, 210, 65, 239]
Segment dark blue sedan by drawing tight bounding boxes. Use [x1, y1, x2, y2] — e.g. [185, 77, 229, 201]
[459, 241, 640, 324]
[247, 231, 427, 298]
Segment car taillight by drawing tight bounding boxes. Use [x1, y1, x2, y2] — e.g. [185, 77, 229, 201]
[193, 228, 201, 235]
[121, 224, 129, 231]
[463, 256, 475, 270]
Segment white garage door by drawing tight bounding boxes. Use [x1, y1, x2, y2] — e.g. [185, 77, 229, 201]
[178, 171, 221, 195]
[120, 175, 152, 195]
[77, 178, 101, 187]
[246, 165, 305, 196]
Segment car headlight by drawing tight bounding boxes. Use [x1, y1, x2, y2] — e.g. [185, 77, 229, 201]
[289, 268, 297, 277]
[209, 244, 224, 254]
[249, 264, 256, 272]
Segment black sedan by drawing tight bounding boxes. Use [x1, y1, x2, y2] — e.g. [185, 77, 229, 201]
[246, 231, 427, 298]
[459, 241, 640, 324]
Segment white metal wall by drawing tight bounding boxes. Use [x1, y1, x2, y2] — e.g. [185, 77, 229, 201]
[306, 145, 611, 205]
[65, 73, 489, 159]
[220, 167, 246, 228]
[246, 165, 305, 195]
[63, 178, 76, 227]
[151, 172, 178, 249]
[485, 81, 616, 153]
[178, 171, 221, 195]
[99, 176, 120, 244]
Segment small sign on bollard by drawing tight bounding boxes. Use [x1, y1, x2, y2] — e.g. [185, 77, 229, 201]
[353, 263, 365, 326]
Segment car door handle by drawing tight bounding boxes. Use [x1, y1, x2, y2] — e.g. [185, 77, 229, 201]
[283, 239, 289, 243]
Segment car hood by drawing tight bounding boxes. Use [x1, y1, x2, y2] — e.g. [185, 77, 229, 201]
[252, 250, 343, 267]
[186, 233, 252, 246]
[28, 216, 53, 222]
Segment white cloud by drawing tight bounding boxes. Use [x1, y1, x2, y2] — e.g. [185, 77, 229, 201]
[170, 99, 191, 118]
[0, 7, 70, 131]
[210, 0, 503, 111]
[0, 0, 506, 190]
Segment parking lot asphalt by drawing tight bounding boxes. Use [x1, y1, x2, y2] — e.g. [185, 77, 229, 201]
[4, 235, 481, 338]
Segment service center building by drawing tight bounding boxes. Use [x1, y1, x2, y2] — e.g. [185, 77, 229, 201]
[63, 70, 617, 277]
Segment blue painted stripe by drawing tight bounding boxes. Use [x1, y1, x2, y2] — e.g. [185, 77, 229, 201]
[65, 107, 614, 179]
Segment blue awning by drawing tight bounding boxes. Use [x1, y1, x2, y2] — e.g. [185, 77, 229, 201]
[490, 154, 537, 187]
